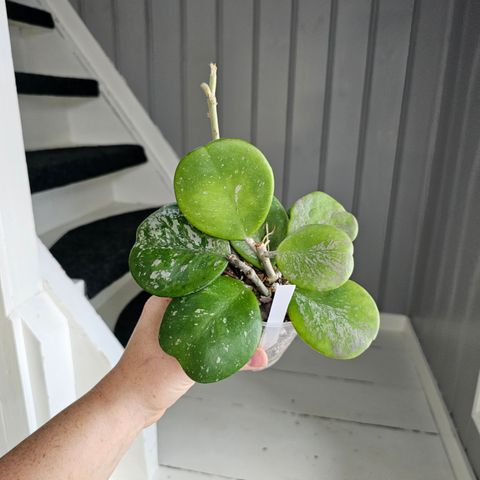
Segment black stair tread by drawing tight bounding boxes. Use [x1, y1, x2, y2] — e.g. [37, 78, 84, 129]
[50, 208, 158, 299]
[114, 291, 150, 346]
[6, 1, 54, 29]
[27, 144, 148, 193]
[15, 72, 99, 97]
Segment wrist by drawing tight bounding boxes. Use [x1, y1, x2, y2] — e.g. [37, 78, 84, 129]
[97, 362, 169, 429]
[92, 369, 150, 433]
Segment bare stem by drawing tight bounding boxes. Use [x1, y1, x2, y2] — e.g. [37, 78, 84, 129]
[245, 237, 280, 284]
[201, 63, 220, 140]
[227, 253, 270, 297]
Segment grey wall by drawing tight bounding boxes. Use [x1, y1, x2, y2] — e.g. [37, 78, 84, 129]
[409, 0, 480, 475]
[70, 0, 427, 313]
[69, 0, 480, 474]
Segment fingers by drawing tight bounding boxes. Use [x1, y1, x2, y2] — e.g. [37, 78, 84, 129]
[241, 347, 269, 371]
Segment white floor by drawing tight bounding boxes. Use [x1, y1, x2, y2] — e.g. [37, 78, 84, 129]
[154, 315, 465, 480]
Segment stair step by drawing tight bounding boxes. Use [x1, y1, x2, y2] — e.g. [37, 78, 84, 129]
[15, 72, 99, 97]
[50, 208, 158, 299]
[6, 1, 54, 29]
[27, 144, 148, 193]
[114, 291, 150, 346]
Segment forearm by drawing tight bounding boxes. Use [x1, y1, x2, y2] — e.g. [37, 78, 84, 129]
[0, 369, 148, 480]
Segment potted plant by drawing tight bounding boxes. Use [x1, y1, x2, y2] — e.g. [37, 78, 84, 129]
[129, 64, 379, 383]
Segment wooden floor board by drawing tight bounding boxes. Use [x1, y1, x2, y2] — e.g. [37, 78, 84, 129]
[156, 322, 458, 479]
[188, 367, 436, 433]
[158, 397, 453, 480]
[273, 337, 422, 388]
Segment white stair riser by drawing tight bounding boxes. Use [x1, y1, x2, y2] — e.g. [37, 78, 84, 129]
[9, 22, 87, 77]
[18, 95, 134, 150]
[18, 95, 72, 149]
[32, 172, 115, 238]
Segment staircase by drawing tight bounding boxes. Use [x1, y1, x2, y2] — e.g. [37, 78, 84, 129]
[1, 0, 178, 477]
[7, 0, 177, 330]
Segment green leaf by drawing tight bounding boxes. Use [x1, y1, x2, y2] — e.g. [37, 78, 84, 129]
[174, 138, 274, 240]
[160, 276, 262, 383]
[129, 204, 230, 297]
[330, 211, 358, 241]
[231, 196, 288, 268]
[276, 224, 353, 292]
[288, 281, 380, 359]
[288, 191, 358, 241]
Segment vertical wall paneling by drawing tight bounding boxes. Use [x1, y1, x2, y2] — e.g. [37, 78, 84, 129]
[380, 0, 455, 313]
[435, 46, 480, 399]
[415, 0, 475, 361]
[113, 0, 149, 109]
[408, 0, 466, 343]
[220, 0, 254, 141]
[148, 0, 183, 155]
[283, 0, 331, 208]
[408, 0, 480, 475]
[352, 0, 415, 299]
[254, 0, 292, 201]
[80, 0, 116, 61]
[322, 0, 370, 211]
[184, 0, 217, 153]
[449, 148, 480, 429]
[429, 2, 480, 379]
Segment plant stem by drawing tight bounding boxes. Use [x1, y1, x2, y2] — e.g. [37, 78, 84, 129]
[227, 253, 270, 297]
[245, 237, 280, 284]
[201, 63, 220, 141]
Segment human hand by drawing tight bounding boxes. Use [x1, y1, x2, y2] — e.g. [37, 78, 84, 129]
[102, 296, 267, 428]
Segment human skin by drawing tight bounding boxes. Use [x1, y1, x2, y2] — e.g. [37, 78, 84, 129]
[0, 296, 268, 480]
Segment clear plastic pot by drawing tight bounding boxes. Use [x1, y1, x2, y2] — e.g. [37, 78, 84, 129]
[257, 320, 297, 370]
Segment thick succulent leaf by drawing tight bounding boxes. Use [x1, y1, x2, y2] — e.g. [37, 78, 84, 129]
[174, 138, 274, 240]
[288, 191, 358, 242]
[330, 211, 358, 241]
[160, 276, 262, 383]
[288, 281, 380, 359]
[288, 191, 345, 235]
[276, 224, 353, 292]
[129, 204, 230, 297]
[231, 196, 288, 268]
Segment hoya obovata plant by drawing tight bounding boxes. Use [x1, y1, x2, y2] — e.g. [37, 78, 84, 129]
[129, 64, 379, 383]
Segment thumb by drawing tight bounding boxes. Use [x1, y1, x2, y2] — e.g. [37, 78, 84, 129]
[131, 295, 171, 342]
[242, 347, 269, 371]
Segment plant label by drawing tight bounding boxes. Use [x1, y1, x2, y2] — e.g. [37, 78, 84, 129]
[261, 284, 296, 350]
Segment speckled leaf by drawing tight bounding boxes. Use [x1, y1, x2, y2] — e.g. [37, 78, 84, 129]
[129, 204, 230, 297]
[160, 276, 262, 383]
[231, 196, 288, 268]
[174, 138, 274, 240]
[288, 281, 380, 359]
[288, 191, 358, 241]
[276, 224, 353, 292]
[330, 211, 358, 241]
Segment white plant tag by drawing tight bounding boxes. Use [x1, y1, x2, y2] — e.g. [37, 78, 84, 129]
[261, 284, 296, 350]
